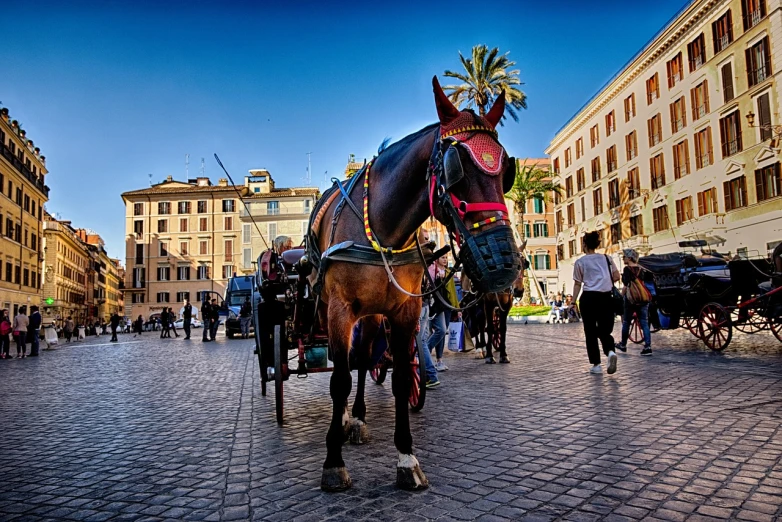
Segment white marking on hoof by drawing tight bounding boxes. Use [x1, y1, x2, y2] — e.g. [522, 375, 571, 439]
[396, 453, 428, 490]
[398, 453, 419, 469]
[348, 418, 368, 445]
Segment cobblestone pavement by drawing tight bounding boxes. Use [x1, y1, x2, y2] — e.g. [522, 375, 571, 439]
[1, 324, 781, 522]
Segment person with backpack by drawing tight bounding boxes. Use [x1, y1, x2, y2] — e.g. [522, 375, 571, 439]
[239, 297, 253, 339]
[13, 306, 29, 358]
[64, 317, 74, 342]
[28, 305, 42, 356]
[0, 309, 11, 359]
[615, 248, 653, 356]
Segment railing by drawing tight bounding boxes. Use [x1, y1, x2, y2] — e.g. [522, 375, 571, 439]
[748, 9, 761, 28]
[724, 139, 740, 156]
[628, 148, 637, 160]
[692, 56, 703, 69]
[609, 197, 621, 209]
[751, 65, 768, 85]
[672, 73, 681, 84]
[696, 105, 707, 118]
[651, 133, 661, 146]
[675, 166, 688, 179]
[132, 280, 146, 288]
[698, 154, 711, 168]
[607, 161, 617, 172]
[718, 35, 729, 52]
[674, 119, 684, 132]
[0, 143, 50, 196]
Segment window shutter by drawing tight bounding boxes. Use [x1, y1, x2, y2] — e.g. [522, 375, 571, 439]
[698, 191, 705, 216]
[761, 0, 767, 18]
[712, 22, 718, 54]
[707, 129, 714, 164]
[763, 36, 772, 77]
[690, 88, 697, 120]
[703, 80, 710, 112]
[746, 47, 754, 85]
[740, 176, 747, 207]
[722, 63, 734, 102]
[682, 99, 687, 127]
[724, 180, 732, 211]
[742, 0, 749, 30]
[727, 10, 733, 41]
[667, 60, 673, 88]
[755, 170, 764, 201]
[670, 103, 675, 133]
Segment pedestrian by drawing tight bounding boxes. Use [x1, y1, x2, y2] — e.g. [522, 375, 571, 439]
[418, 229, 439, 387]
[13, 306, 29, 358]
[64, 317, 74, 343]
[202, 298, 212, 342]
[125, 317, 132, 333]
[160, 308, 170, 338]
[169, 308, 179, 338]
[134, 315, 144, 336]
[427, 255, 449, 372]
[110, 312, 121, 342]
[239, 297, 253, 339]
[182, 300, 192, 340]
[572, 231, 621, 375]
[0, 309, 11, 359]
[209, 299, 220, 341]
[615, 249, 653, 356]
[28, 305, 41, 356]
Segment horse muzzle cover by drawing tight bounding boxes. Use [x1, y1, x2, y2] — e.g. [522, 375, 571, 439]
[460, 225, 522, 294]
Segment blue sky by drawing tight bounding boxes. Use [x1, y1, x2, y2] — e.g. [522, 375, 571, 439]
[3, 0, 690, 259]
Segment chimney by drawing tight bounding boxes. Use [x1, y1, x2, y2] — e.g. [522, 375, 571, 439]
[218, 178, 228, 187]
[166, 175, 173, 182]
[196, 177, 211, 187]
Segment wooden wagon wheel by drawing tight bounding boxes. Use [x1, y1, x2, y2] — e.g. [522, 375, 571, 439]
[628, 313, 644, 344]
[770, 317, 782, 343]
[491, 311, 501, 351]
[681, 315, 701, 339]
[698, 303, 732, 351]
[732, 297, 767, 334]
[408, 334, 427, 413]
[369, 365, 388, 385]
[274, 325, 285, 424]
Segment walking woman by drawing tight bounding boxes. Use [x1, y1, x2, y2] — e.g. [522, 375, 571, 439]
[0, 309, 11, 359]
[615, 248, 652, 356]
[572, 232, 620, 374]
[13, 306, 29, 358]
[160, 308, 170, 339]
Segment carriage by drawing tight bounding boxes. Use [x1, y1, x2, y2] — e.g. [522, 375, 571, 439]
[626, 246, 782, 351]
[251, 247, 429, 425]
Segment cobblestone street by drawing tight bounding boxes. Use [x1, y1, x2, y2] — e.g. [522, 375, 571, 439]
[1, 323, 781, 522]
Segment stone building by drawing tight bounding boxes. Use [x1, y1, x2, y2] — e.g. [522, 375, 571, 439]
[41, 214, 90, 326]
[547, 0, 782, 294]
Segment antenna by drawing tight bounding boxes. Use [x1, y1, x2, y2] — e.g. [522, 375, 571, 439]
[306, 152, 312, 186]
[200, 158, 205, 177]
[185, 153, 189, 178]
[148, 173, 152, 187]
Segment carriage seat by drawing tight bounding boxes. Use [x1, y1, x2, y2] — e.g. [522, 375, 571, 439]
[687, 272, 732, 297]
[281, 248, 306, 267]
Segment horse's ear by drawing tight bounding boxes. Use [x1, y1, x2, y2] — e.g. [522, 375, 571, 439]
[485, 90, 506, 128]
[432, 76, 460, 124]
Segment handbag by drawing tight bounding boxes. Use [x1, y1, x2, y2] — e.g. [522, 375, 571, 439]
[605, 255, 624, 316]
[625, 266, 652, 304]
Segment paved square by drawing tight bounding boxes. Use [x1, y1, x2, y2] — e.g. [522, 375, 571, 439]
[1, 324, 781, 521]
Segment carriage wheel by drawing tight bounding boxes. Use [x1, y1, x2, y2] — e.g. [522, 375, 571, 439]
[491, 312, 501, 351]
[369, 366, 388, 385]
[732, 300, 767, 334]
[408, 335, 426, 413]
[682, 316, 700, 339]
[273, 325, 284, 424]
[628, 313, 643, 344]
[698, 303, 732, 351]
[770, 317, 782, 343]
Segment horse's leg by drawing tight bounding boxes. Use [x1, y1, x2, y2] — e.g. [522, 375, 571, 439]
[499, 303, 511, 364]
[389, 299, 428, 490]
[484, 303, 496, 364]
[321, 299, 355, 492]
[350, 315, 381, 445]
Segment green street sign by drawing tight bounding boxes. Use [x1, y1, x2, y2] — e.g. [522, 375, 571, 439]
[45, 298, 54, 305]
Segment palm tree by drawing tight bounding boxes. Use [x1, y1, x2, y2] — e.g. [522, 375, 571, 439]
[443, 45, 527, 123]
[506, 160, 563, 304]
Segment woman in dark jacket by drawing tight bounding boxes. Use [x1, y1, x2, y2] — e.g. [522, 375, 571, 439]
[615, 248, 652, 356]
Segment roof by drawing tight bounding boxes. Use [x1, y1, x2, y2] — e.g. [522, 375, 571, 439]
[247, 187, 320, 198]
[121, 183, 247, 198]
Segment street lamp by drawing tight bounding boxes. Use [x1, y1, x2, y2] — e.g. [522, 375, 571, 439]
[745, 111, 782, 148]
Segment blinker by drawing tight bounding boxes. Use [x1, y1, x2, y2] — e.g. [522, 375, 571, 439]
[502, 156, 516, 194]
[443, 143, 464, 189]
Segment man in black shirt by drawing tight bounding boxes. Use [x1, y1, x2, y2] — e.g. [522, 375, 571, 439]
[29, 305, 42, 356]
[110, 312, 121, 342]
[201, 299, 212, 342]
[209, 299, 220, 341]
[182, 300, 193, 340]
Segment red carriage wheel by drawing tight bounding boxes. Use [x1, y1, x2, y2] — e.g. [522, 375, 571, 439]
[732, 299, 767, 334]
[274, 325, 284, 424]
[698, 303, 732, 351]
[369, 366, 388, 385]
[770, 317, 782, 343]
[682, 315, 700, 339]
[492, 311, 501, 351]
[628, 313, 643, 344]
[408, 335, 426, 412]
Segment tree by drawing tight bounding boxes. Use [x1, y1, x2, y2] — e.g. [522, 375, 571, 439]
[443, 45, 527, 123]
[506, 160, 562, 304]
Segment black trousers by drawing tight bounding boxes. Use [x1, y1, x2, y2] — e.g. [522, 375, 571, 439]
[580, 291, 616, 365]
[110, 326, 117, 342]
[183, 319, 191, 338]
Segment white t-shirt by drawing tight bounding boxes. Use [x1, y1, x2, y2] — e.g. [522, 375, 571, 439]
[573, 253, 617, 293]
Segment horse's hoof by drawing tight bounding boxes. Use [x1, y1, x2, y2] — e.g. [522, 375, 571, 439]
[499, 355, 510, 364]
[348, 418, 369, 445]
[396, 454, 429, 491]
[321, 467, 352, 492]
[485, 356, 496, 364]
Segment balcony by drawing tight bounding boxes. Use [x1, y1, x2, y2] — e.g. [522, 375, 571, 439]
[674, 119, 685, 133]
[717, 35, 730, 53]
[696, 105, 707, 119]
[607, 161, 617, 173]
[747, 9, 762, 29]
[240, 206, 310, 218]
[0, 142, 50, 197]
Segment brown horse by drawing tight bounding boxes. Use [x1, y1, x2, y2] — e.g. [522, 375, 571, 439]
[306, 77, 521, 491]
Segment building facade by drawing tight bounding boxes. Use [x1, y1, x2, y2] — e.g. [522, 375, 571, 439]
[238, 170, 319, 273]
[548, 0, 782, 294]
[0, 107, 49, 316]
[122, 176, 245, 320]
[41, 215, 90, 326]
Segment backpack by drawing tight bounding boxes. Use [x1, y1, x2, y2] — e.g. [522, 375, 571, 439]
[0, 320, 12, 336]
[625, 266, 652, 304]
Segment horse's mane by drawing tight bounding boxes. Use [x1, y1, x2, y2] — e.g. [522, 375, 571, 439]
[373, 123, 439, 167]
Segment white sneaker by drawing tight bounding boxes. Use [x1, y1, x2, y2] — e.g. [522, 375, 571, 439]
[590, 365, 602, 374]
[607, 351, 617, 374]
[435, 361, 448, 371]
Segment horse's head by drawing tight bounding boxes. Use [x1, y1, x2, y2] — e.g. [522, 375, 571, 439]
[429, 76, 522, 293]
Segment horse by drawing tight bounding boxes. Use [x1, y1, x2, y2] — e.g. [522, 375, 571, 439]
[305, 77, 522, 492]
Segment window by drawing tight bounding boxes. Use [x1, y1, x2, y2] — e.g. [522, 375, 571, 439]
[712, 10, 734, 53]
[627, 168, 641, 199]
[242, 223, 251, 244]
[606, 145, 617, 173]
[179, 218, 188, 232]
[722, 63, 735, 103]
[590, 157, 601, 182]
[691, 80, 710, 121]
[724, 176, 748, 211]
[576, 169, 585, 192]
[566, 204, 575, 226]
[630, 215, 643, 236]
[670, 97, 687, 133]
[592, 188, 603, 215]
[590, 125, 600, 148]
[675, 197, 694, 225]
[180, 241, 189, 256]
[742, 0, 766, 30]
[605, 111, 615, 136]
[608, 179, 620, 209]
[564, 148, 572, 167]
[666, 52, 684, 88]
[159, 242, 168, 257]
[22, 268, 28, 287]
[719, 111, 743, 157]
[4, 262, 10, 283]
[533, 252, 551, 270]
[133, 203, 143, 216]
[177, 266, 190, 281]
[199, 217, 208, 232]
[132, 293, 145, 304]
[176, 292, 190, 303]
[158, 202, 171, 215]
[224, 240, 233, 262]
[304, 199, 311, 214]
[135, 244, 144, 265]
[157, 219, 168, 233]
[755, 162, 781, 202]
[647, 114, 662, 146]
[199, 240, 208, 255]
[222, 265, 234, 279]
[553, 158, 560, 174]
[746, 37, 771, 87]
[673, 140, 690, 179]
[222, 199, 235, 212]
[133, 267, 145, 288]
[694, 127, 714, 169]
[757, 93, 772, 141]
[157, 292, 170, 303]
[197, 200, 207, 214]
[580, 197, 586, 221]
[177, 201, 190, 214]
[555, 210, 563, 234]
[243, 248, 253, 268]
[625, 131, 638, 160]
[15, 188, 21, 206]
[575, 138, 584, 159]
[565, 177, 573, 198]
[650, 153, 666, 189]
[532, 222, 548, 237]
[224, 216, 233, 231]
[610, 223, 622, 245]
[533, 197, 544, 214]
[624, 93, 636, 122]
[6, 180, 11, 200]
[267, 201, 279, 215]
[197, 265, 210, 280]
[157, 266, 170, 281]
[568, 239, 577, 258]
[697, 187, 718, 216]
[557, 244, 564, 261]
[31, 234, 36, 251]
[646, 73, 660, 104]
[688, 33, 706, 71]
